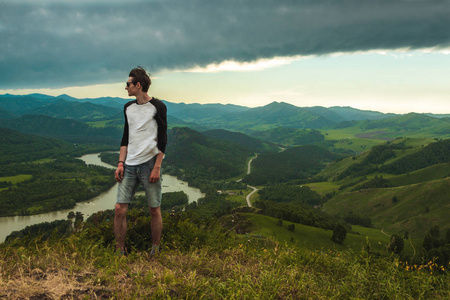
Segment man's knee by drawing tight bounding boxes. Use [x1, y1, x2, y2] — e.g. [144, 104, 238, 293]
[115, 203, 128, 217]
[149, 206, 161, 217]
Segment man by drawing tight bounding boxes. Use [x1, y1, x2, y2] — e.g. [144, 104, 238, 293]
[114, 66, 167, 256]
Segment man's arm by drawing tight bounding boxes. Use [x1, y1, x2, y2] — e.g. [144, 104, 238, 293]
[114, 146, 128, 182]
[149, 152, 164, 183]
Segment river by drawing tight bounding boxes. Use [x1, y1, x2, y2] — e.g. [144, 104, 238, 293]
[0, 153, 204, 243]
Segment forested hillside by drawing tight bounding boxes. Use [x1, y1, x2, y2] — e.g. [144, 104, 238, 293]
[357, 113, 450, 137]
[381, 138, 450, 174]
[313, 137, 450, 239]
[0, 115, 122, 145]
[244, 145, 342, 185]
[1, 128, 76, 163]
[323, 177, 450, 239]
[0, 94, 58, 115]
[203, 129, 279, 152]
[319, 138, 448, 181]
[249, 127, 325, 146]
[165, 127, 254, 184]
[29, 100, 121, 122]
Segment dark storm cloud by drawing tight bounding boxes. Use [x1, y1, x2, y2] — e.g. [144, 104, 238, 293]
[1, 0, 449, 88]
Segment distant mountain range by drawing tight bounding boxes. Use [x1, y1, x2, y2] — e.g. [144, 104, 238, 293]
[1, 93, 449, 142]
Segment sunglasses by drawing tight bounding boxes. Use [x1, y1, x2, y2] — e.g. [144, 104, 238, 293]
[126, 81, 135, 87]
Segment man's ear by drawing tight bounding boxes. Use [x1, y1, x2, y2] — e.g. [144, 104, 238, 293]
[136, 82, 141, 89]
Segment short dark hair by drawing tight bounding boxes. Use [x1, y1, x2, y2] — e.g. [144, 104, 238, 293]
[129, 66, 151, 92]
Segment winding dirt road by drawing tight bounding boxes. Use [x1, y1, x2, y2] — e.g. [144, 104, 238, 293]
[244, 155, 258, 207]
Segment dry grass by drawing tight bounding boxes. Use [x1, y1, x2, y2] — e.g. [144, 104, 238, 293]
[1, 236, 449, 299]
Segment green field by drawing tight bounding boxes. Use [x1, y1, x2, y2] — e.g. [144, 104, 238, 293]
[0, 174, 32, 184]
[305, 181, 341, 195]
[0, 175, 32, 191]
[381, 163, 450, 186]
[322, 178, 450, 239]
[244, 213, 419, 256]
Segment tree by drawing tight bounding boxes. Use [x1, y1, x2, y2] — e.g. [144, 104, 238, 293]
[67, 211, 75, 219]
[288, 224, 295, 232]
[332, 224, 347, 244]
[446, 228, 450, 244]
[423, 225, 442, 251]
[388, 234, 404, 254]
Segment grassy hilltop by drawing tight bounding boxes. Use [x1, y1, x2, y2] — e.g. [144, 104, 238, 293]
[1, 208, 449, 299]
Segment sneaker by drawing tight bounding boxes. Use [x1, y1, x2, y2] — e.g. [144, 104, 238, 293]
[149, 245, 160, 256]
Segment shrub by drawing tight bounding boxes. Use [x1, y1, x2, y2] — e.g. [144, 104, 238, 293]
[388, 234, 404, 254]
[332, 224, 347, 244]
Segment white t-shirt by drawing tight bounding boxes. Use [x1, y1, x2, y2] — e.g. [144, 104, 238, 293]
[120, 98, 167, 166]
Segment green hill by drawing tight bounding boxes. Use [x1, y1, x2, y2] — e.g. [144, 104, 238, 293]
[249, 127, 325, 146]
[0, 107, 15, 119]
[380, 138, 450, 174]
[165, 127, 254, 182]
[244, 213, 410, 255]
[307, 137, 450, 241]
[0, 94, 57, 116]
[328, 106, 395, 121]
[163, 101, 249, 122]
[0, 128, 77, 163]
[29, 100, 121, 122]
[244, 145, 343, 185]
[317, 138, 446, 181]
[355, 113, 450, 138]
[217, 102, 337, 131]
[203, 129, 279, 152]
[0, 115, 122, 145]
[386, 163, 450, 186]
[322, 177, 450, 239]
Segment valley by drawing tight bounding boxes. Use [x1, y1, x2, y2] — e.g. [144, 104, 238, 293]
[0, 93, 449, 298]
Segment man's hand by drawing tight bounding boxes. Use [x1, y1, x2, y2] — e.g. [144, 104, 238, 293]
[149, 166, 161, 183]
[115, 165, 124, 182]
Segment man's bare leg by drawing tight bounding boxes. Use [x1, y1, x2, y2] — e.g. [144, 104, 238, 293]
[150, 206, 162, 253]
[114, 203, 129, 252]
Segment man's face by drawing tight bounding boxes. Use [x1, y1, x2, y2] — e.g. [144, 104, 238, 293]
[125, 76, 137, 97]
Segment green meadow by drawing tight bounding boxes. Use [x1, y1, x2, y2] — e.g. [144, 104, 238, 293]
[323, 178, 450, 239]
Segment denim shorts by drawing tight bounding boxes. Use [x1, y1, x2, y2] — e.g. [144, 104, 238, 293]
[116, 157, 162, 207]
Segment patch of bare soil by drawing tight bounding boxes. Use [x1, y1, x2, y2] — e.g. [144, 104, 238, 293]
[355, 131, 394, 140]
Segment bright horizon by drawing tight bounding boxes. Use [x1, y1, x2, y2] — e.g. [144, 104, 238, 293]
[1, 1, 449, 115]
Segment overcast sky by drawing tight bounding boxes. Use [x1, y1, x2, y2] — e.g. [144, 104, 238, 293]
[1, 0, 449, 113]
